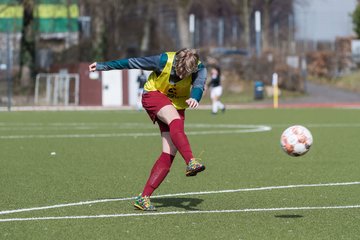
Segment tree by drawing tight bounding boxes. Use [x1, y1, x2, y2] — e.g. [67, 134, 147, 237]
[353, 4, 360, 38]
[262, 0, 273, 51]
[140, 0, 155, 54]
[175, 0, 193, 48]
[19, 0, 35, 88]
[242, 0, 250, 50]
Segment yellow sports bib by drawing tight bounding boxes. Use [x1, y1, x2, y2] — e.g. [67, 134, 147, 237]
[144, 52, 192, 110]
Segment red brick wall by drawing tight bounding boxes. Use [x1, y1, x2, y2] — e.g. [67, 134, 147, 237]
[78, 63, 102, 106]
[50, 63, 102, 106]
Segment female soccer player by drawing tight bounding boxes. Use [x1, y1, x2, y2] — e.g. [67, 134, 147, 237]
[208, 66, 225, 114]
[89, 48, 206, 211]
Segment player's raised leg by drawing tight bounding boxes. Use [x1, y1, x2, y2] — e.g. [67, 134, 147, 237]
[157, 105, 205, 176]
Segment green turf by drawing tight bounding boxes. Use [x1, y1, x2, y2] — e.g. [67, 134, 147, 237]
[0, 108, 359, 239]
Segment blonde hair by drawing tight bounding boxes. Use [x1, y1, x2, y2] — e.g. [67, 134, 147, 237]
[175, 48, 199, 79]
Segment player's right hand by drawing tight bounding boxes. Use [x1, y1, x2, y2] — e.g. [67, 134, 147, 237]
[89, 62, 97, 72]
[186, 98, 199, 109]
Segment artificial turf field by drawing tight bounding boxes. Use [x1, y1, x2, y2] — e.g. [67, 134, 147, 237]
[0, 108, 359, 239]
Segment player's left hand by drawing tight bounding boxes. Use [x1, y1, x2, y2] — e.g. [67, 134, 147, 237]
[89, 62, 97, 72]
[186, 98, 199, 109]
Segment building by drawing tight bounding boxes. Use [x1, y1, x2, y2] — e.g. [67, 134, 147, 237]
[0, 0, 79, 70]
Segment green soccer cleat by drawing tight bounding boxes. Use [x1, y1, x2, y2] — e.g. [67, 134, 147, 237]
[186, 158, 206, 177]
[133, 194, 156, 211]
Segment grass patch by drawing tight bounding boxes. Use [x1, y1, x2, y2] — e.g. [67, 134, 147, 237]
[0, 109, 359, 239]
[308, 70, 360, 93]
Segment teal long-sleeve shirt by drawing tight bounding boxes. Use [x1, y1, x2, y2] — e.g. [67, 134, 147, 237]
[95, 53, 207, 102]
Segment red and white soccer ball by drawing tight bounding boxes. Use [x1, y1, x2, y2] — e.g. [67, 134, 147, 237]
[280, 125, 313, 157]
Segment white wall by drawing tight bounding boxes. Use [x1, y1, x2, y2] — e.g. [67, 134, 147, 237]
[128, 70, 151, 107]
[102, 71, 122, 106]
[101, 70, 151, 107]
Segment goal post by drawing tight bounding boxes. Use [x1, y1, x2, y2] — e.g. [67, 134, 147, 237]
[34, 73, 79, 106]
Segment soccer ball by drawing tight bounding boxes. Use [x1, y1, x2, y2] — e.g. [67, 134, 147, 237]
[280, 125, 313, 157]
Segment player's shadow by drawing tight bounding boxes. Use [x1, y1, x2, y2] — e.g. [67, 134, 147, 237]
[274, 214, 304, 219]
[152, 197, 203, 210]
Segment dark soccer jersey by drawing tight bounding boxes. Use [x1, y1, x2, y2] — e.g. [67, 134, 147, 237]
[137, 74, 147, 89]
[208, 75, 221, 88]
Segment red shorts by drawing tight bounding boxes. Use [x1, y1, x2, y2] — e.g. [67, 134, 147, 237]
[142, 91, 185, 132]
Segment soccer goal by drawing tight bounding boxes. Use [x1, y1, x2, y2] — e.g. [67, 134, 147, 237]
[34, 73, 79, 106]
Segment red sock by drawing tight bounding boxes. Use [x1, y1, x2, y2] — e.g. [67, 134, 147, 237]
[142, 152, 175, 197]
[169, 119, 194, 164]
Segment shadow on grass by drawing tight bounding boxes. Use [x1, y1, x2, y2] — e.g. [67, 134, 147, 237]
[151, 197, 204, 210]
[274, 214, 304, 219]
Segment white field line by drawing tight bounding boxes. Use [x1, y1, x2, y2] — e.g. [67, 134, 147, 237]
[269, 123, 360, 128]
[0, 122, 155, 131]
[1, 181, 359, 216]
[1, 122, 359, 139]
[1, 122, 359, 128]
[1, 122, 360, 129]
[0, 132, 159, 139]
[0, 205, 360, 222]
[0, 122, 148, 127]
[0, 125, 271, 139]
[0, 123, 268, 129]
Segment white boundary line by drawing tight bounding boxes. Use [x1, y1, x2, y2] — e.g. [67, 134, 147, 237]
[1, 122, 359, 139]
[1, 205, 360, 222]
[1, 122, 359, 128]
[0, 125, 271, 139]
[1, 181, 359, 216]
